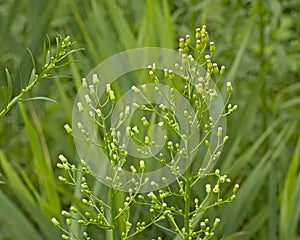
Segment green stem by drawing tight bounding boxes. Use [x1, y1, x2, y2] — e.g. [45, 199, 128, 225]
[184, 164, 191, 239]
[0, 67, 46, 118]
[184, 134, 192, 239]
[110, 189, 118, 240]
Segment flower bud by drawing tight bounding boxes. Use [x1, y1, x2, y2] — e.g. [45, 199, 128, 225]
[109, 90, 115, 100]
[209, 42, 216, 52]
[132, 85, 141, 94]
[132, 126, 139, 134]
[195, 27, 201, 39]
[220, 65, 226, 75]
[163, 68, 169, 78]
[84, 94, 92, 104]
[213, 63, 219, 74]
[89, 85, 95, 95]
[223, 135, 229, 143]
[77, 102, 84, 112]
[140, 160, 145, 170]
[185, 34, 191, 45]
[59, 154, 68, 163]
[82, 78, 88, 88]
[213, 218, 221, 228]
[217, 127, 223, 137]
[179, 38, 185, 48]
[227, 82, 233, 93]
[130, 165, 137, 173]
[64, 124, 72, 134]
[124, 106, 130, 115]
[168, 70, 175, 80]
[205, 184, 211, 193]
[106, 84, 111, 94]
[92, 74, 99, 85]
[233, 184, 240, 193]
[196, 39, 201, 50]
[51, 217, 60, 227]
[141, 116, 149, 127]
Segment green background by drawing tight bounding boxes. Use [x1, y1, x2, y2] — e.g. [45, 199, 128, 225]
[0, 0, 300, 239]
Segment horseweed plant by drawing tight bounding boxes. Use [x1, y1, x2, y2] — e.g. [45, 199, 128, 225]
[53, 26, 239, 240]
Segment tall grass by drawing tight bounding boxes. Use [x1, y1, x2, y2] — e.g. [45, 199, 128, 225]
[0, 0, 299, 239]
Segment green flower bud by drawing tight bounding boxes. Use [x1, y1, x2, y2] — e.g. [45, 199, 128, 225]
[195, 27, 201, 39]
[205, 184, 211, 193]
[185, 34, 191, 45]
[84, 94, 92, 104]
[82, 78, 88, 88]
[92, 74, 99, 85]
[130, 165, 137, 173]
[196, 39, 201, 50]
[163, 68, 169, 78]
[227, 82, 233, 93]
[141, 116, 149, 127]
[209, 41, 216, 52]
[140, 160, 145, 170]
[109, 90, 115, 100]
[179, 38, 185, 48]
[51, 217, 60, 227]
[213, 218, 221, 228]
[132, 85, 141, 93]
[223, 135, 229, 143]
[233, 184, 240, 193]
[217, 127, 223, 137]
[213, 63, 219, 74]
[168, 69, 175, 80]
[77, 102, 84, 112]
[64, 124, 72, 134]
[220, 65, 226, 75]
[206, 59, 213, 70]
[89, 85, 95, 95]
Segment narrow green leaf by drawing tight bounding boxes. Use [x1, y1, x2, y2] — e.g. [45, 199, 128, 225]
[0, 190, 42, 240]
[280, 135, 300, 239]
[18, 102, 61, 218]
[5, 68, 13, 102]
[23, 96, 58, 104]
[28, 68, 36, 85]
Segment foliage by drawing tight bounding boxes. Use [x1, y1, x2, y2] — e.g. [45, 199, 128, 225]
[0, 0, 299, 239]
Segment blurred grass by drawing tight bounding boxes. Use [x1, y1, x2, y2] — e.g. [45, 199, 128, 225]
[0, 0, 300, 239]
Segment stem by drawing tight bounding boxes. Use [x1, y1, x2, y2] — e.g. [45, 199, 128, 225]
[110, 188, 118, 240]
[184, 164, 191, 239]
[184, 133, 192, 239]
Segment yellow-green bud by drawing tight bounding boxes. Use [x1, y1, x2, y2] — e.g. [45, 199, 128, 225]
[179, 38, 185, 48]
[82, 78, 88, 88]
[220, 65, 226, 75]
[64, 124, 72, 134]
[51, 217, 60, 227]
[140, 160, 145, 170]
[77, 102, 84, 112]
[205, 184, 212, 193]
[196, 39, 201, 50]
[195, 28, 201, 39]
[92, 74, 99, 85]
[217, 127, 223, 137]
[227, 82, 233, 93]
[213, 218, 221, 228]
[185, 34, 191, 45]
[209, 41, 216, 52]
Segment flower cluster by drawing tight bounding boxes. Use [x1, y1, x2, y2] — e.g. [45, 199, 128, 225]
[53, 26, 239, 239]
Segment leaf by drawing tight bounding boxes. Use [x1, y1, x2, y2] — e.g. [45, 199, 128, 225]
[5, 68, 13, 103]
[0, 190, 42, 240]
[23, 96, 58, 104]
[28, 68, 36, 85]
